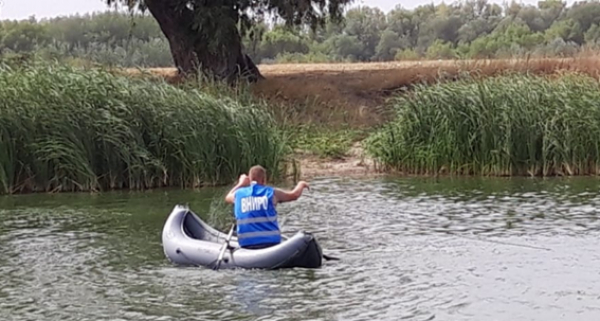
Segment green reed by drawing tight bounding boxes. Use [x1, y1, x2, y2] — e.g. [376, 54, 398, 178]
[366, 72, 600, 176]
[0, 63, 288, 194]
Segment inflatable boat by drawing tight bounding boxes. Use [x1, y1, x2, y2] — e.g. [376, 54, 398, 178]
[161, 204, 324, 270]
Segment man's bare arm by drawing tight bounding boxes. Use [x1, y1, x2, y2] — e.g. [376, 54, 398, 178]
[274, 181, 310, 204]
[225, 174, 251, 204]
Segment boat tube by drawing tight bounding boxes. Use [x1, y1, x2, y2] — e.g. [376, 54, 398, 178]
[161, 204, 324, 270]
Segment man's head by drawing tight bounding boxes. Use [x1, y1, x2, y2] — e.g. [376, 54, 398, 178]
[248, 165, 267, 185]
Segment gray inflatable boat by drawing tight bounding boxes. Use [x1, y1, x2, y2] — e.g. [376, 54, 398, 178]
[161, 205, 324, 270]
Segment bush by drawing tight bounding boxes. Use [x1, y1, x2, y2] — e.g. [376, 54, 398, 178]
[0, 62, 287, 194]
[366, 73, 600, 176]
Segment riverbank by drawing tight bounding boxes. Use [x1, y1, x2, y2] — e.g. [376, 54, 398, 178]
[132, 56, 600, 180]
[133, 56, 600, 128]
[272, 58, 600, 178]
[4, 57, 600, 195]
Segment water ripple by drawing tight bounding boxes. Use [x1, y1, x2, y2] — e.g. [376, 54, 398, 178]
[2, 177, 600, 320]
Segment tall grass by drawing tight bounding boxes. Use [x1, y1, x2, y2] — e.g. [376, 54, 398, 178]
[0, 62, 288, 194]
[366, 72, 600, 176]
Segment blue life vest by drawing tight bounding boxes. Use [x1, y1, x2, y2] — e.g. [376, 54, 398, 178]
[234, 182, 281, 247]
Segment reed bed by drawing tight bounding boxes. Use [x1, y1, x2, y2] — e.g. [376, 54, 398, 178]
[0, 63, 287, 194]
[366, 72, 600, 176]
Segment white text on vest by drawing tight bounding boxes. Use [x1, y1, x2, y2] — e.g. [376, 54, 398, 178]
[241, 196, 268, 213]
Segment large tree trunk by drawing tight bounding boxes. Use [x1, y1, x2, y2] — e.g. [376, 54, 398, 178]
[144, 0, 264, 83]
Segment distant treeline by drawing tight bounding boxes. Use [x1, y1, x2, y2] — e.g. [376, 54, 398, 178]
[2, 0, 600, 66]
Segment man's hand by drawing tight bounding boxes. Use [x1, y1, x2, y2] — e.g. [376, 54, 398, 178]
[274, 180, 310, 204]
[296, 181, 310, 191]
[225, 174, 251, 204]
[238, 174, 251, 187]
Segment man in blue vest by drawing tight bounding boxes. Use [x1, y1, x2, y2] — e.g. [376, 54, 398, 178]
[225, 165, 310, 249]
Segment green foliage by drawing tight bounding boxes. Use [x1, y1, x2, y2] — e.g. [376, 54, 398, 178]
[584, 23, 600, 44]
[545, 19, 582, 44]
[0, 13, 172, 68]
[325, 34, 365, 61]
[4, 0, 600, 66]
[375, 29, 404, 60]
[0, 62, 288, 194]
[274, 51, 334, 63]
[106, 0, 353, 40]
[426, 40, 457, 59]
[343, 6, 387, 60]
[365, 73, 600, 177]
[395, 48, 420, 60]
[469, 22, 546, 58]
[251, 26, 312, 62]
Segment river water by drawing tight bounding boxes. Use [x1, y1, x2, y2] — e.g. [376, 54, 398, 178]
[1, 176, 600, 321]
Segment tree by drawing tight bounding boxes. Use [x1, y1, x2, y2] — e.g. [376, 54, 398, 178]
[584, 23, 600, 44]
[106, 0, 354, 83]
[343, 7, 386, 61]
[258, 26, 310, 61]
[375, 29, 404, 60]
[545, 19, 583, 44]
[386, 7, 419, 48]
[1, 19, 50, 52]
[325, 34, 364, 61]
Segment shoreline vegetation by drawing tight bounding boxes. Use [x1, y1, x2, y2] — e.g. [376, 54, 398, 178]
[2, 55, 600, 195]
[0, 62, 287, 195]
[366, 72, 600, 176]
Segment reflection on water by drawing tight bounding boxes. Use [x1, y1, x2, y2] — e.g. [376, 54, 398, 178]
[1, 177, 600, 321]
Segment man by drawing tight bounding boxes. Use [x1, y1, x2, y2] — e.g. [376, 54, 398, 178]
[224, 165, 310, 249]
